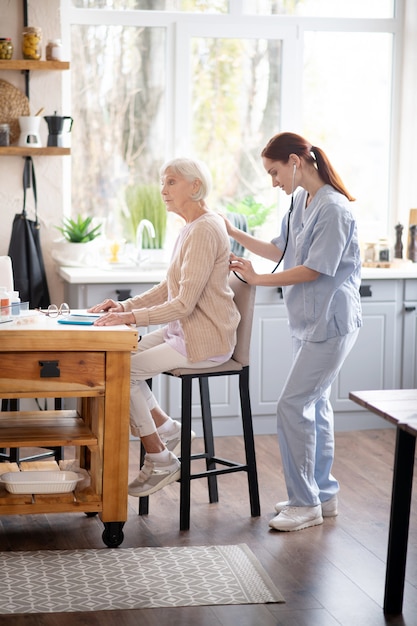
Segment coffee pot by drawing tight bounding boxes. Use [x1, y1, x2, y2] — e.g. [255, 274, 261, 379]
[44, 112, 73, 147]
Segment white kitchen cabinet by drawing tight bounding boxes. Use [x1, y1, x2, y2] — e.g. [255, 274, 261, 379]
[330, 279, 403, 415]
[401, 279, 417, 388]
[62, 280, 152, 309]
[248, 286, 292, 432]
[247, 279, 405, 432]
[247, 280, 404, 431]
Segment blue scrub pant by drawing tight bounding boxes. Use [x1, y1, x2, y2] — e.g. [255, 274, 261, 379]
[276, 328, 360, 507]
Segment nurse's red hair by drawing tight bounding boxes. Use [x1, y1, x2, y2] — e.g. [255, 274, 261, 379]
[261, 132, 355, 201]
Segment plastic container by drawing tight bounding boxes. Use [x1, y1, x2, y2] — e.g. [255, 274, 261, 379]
[0, 123, 10, 146]
[0, 37, 13, 60]
[8, 290, 21, 315]
[0, 286, 11, 321]
[46, 39, 63, 61]
[22, 26, 42, 60]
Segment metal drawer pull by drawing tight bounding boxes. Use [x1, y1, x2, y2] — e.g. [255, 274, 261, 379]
[359, 285, 372, 298]
[39, 360, 60, 378]
[404, 306, 416, 312]
[116, 289, 132, 300]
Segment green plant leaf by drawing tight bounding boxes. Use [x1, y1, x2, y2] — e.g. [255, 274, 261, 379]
[55, 214, 102, 243]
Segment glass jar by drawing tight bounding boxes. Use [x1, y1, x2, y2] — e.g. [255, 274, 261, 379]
[0, 123, 10, 146]
[364, 242, 377, 263]
[378, 238, 390, 262]
[22, 26, 42, 60]
[0, 38, 13, 60]
[46, 39, 63, 61]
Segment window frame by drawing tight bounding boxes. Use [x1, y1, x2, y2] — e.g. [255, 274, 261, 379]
[61, 0, 404, 236]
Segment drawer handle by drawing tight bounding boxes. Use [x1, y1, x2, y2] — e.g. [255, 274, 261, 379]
[116, 289, 132, 300]
[404, 305, 416, 312]
[39, 360, 60, 378]
[359, 285, 372, 298]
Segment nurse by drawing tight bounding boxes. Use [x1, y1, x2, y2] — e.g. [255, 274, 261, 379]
[226, 132, 362, 532]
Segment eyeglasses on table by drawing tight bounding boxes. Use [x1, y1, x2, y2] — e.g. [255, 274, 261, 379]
[36, 303, 71, 317]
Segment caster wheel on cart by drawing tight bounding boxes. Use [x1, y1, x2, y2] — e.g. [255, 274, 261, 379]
[102, 521, 125, 547]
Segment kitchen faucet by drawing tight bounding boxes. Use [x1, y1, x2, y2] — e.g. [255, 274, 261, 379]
[136, 219, 156, 264]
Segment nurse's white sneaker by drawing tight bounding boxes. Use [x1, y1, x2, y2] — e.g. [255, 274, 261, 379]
[269, 505, 323, 532]
[274, 494, 338, 518]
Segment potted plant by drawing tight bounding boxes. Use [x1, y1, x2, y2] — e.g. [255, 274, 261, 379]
[52, 214, 103, 267]
[55, 215, 102, 243]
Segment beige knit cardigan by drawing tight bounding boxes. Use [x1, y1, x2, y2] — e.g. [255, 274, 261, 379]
[121, 212, 240, 363]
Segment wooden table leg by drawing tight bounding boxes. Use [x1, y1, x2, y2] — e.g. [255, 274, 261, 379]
[384, 427, 416, 615]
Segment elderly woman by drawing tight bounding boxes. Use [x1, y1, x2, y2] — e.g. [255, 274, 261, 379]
[88, 158, 240, 497]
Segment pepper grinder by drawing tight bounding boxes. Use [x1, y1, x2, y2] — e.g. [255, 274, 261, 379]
[408, 225, 417, 263]
[394, 223, 403, 259]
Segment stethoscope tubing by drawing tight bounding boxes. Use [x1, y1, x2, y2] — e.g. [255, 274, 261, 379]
[233, 166, 296, 283]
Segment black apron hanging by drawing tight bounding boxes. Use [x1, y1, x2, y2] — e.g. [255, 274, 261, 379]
[8, 156, 51, 309]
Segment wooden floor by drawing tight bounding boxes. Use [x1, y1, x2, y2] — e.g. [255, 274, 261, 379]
[0, 429, 416, 626]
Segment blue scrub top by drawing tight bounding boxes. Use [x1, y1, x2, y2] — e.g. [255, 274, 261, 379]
[271, 184, 362, 342]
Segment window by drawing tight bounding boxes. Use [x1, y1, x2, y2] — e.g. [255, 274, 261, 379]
[65, 0, 402, 255]
[242, 0, 394, 18]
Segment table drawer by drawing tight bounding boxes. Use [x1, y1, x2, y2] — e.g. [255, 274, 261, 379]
[0, 352, 105, 395]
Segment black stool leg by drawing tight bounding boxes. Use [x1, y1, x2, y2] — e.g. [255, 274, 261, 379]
[199, 377, 219, 503]
[138, 378, 152, 516]
[179, 377, 193, 531]
[138, 442, 149, 515]
[239, 367, 260, 517]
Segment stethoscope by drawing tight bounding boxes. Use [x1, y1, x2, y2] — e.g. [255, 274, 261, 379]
[233, 163, 296, 283]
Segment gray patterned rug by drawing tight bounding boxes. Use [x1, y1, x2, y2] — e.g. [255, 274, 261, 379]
[0, 543, 284, 614]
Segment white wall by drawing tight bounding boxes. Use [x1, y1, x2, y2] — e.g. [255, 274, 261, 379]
[0, 0, 67, 304]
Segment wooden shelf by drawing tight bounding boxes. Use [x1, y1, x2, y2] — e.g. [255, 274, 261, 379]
[0, 146, 70, 156]
[0, 60, 70, 71]
[0, 411, 97, 448]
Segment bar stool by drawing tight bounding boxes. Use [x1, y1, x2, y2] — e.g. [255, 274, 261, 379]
[139, 274, 260, 530]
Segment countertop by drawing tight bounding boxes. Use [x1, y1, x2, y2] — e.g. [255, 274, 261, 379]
[58, 263, 417, 285]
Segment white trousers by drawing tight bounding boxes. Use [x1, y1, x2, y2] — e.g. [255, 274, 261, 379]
[276, 329, 360, 507]
[130, 327, 224, 438]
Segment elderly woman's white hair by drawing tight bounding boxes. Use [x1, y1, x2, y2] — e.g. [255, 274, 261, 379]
[160, 157, 212, 202]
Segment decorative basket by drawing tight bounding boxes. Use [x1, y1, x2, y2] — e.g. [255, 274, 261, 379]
[0, 79, 30, 144]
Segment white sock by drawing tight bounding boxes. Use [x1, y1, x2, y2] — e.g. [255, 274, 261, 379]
[147, 449, 170, 464]
[157, 417, 176, 435]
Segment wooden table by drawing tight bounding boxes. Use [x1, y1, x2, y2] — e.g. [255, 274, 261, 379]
[349, 389, 417, 615]
[0, 312, 137, 547]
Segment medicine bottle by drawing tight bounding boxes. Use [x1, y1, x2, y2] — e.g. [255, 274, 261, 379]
[0, 286, 11, 321]
[8, 290, 21, 315]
